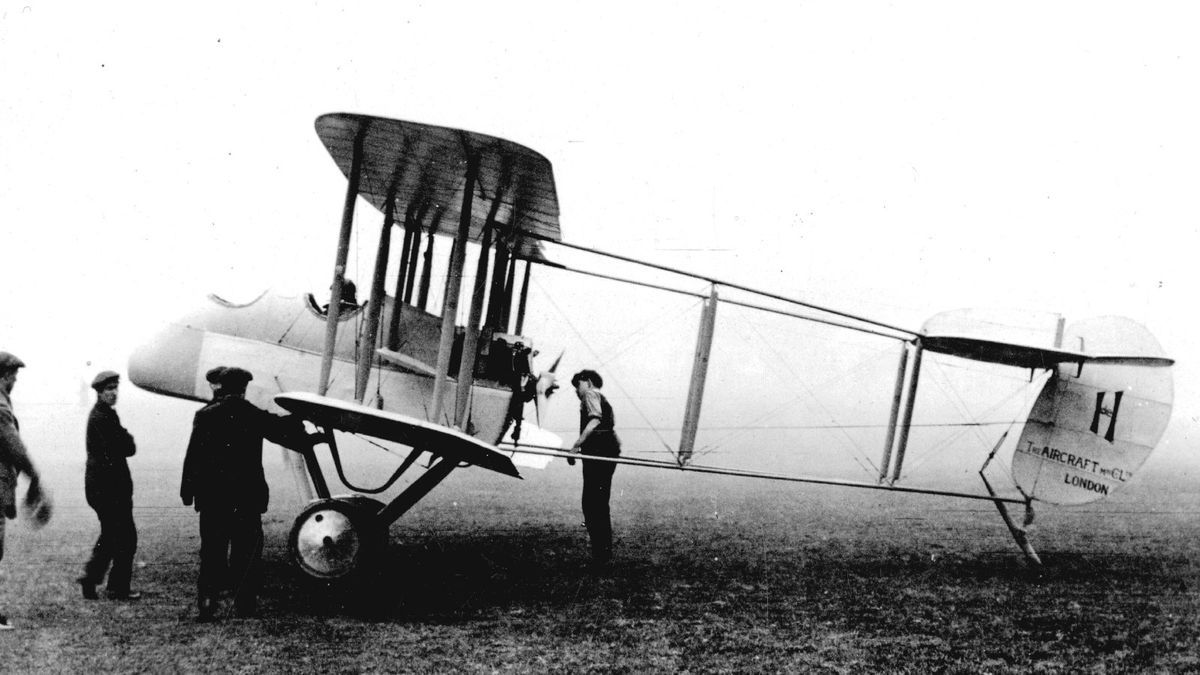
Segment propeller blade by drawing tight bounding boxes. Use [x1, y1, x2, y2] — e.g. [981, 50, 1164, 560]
[540, 350, 564, 399]
[532, 350, 562, 427]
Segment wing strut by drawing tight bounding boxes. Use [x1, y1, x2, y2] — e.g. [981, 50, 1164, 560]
[430, 151, 481, 427]
[878, 341, 910, 483]
[455, 159, 512, 425]
[416, 211, 442, 310]
[514, 259, 532, 335]
[402, 204, 426, 305]
[678, 286, 718, 465]
[318, 124, 366, 395]
[889, 339, 924, 484]
[356, 186, 397, 403]
[454, 218, 492, 423]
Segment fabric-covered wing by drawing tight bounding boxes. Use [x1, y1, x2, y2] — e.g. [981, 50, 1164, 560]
[275, 392, 520, 478]
[315, 112, 559, 261]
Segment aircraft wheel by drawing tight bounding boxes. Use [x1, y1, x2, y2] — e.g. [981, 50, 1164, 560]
[288, 497, 386, 582]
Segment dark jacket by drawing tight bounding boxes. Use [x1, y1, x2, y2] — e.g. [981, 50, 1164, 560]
[0, 390, 36, 519]
[85, 402, 136, 508]
[181, 397, 306, 513]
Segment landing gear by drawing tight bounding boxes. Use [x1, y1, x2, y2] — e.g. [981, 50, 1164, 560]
[280, 412, 476, 587]
[288, 496, 386, 582]
[979, 432, 1042, 567]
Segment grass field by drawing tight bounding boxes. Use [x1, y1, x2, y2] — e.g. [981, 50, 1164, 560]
[3, 422, 1199, 673]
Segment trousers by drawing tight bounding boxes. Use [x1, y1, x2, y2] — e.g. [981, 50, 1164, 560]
[581, 457, 616, 561]
[198, 508, 263, 611]
[82, 502, 137, 593]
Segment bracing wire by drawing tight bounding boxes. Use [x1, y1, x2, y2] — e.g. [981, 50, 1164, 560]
[531, 276, 680, 458]
[741, 319, 879, 477]
[901, 389, 1005, 476]
[700, 316, 896, 475]
[933, 359, 1000, 445]
[275, 303, 307, 346]
[547, 266, 711, 367]
[597, 297, 705, 367]
[901, 361, 1047, 480]
[986, 371, 1050, 487]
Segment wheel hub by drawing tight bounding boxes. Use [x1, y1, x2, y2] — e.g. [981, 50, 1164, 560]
[294, 506, 361, 578]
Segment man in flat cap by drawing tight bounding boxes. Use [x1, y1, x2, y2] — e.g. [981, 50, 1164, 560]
[568, 369, 622, 570]
[205, 366, 226, 401]
[181, 366, 310, 621]
[0, 352, 46, 629]
[77, 371, 140, 601]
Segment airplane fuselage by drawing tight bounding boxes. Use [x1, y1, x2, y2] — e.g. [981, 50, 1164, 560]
[127, 290, 517, 443]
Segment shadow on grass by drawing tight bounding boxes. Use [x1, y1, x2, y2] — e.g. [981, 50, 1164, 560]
[262, 522, 1199, 626]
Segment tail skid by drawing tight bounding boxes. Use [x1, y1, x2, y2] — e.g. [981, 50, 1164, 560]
[980, 432, 1042, 567]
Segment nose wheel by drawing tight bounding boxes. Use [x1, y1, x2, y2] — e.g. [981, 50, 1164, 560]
[288, 496, 386, 582]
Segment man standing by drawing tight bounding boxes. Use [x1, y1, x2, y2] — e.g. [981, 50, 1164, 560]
[180, 367, 308, 621]
[78, 371, 140, 601]
[0, 352, 46, 630]
[568, 369, 621, 568]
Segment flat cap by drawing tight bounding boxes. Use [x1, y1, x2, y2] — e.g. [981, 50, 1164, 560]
[205, 366, 227, 384]
[0, 352, 25, 371]
[219, 367, 253, 387]
[91, 370, 120, 390]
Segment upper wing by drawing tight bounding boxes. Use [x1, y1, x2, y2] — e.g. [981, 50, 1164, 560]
[275, 392, 520, 478]
[315, 113, 559, 262]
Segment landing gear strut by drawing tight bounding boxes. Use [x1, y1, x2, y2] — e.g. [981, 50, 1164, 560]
[287, 428, 460, 582]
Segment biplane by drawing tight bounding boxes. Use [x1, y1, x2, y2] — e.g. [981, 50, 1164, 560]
[128, 112, 1174, 583]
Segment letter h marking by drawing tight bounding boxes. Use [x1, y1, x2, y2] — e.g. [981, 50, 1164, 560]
[1090, 390, 1123, 443]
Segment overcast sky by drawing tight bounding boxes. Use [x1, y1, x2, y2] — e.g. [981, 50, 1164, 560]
[2, 2, 1197, 476]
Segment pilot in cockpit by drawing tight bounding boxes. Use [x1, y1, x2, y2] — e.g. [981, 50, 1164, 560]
[310, 279, 361, 316]
[336, 280, 359, 309]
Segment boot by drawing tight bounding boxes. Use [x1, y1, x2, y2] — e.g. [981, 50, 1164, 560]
[77, 577, 99, 601]
[196, 596, 218, 623]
